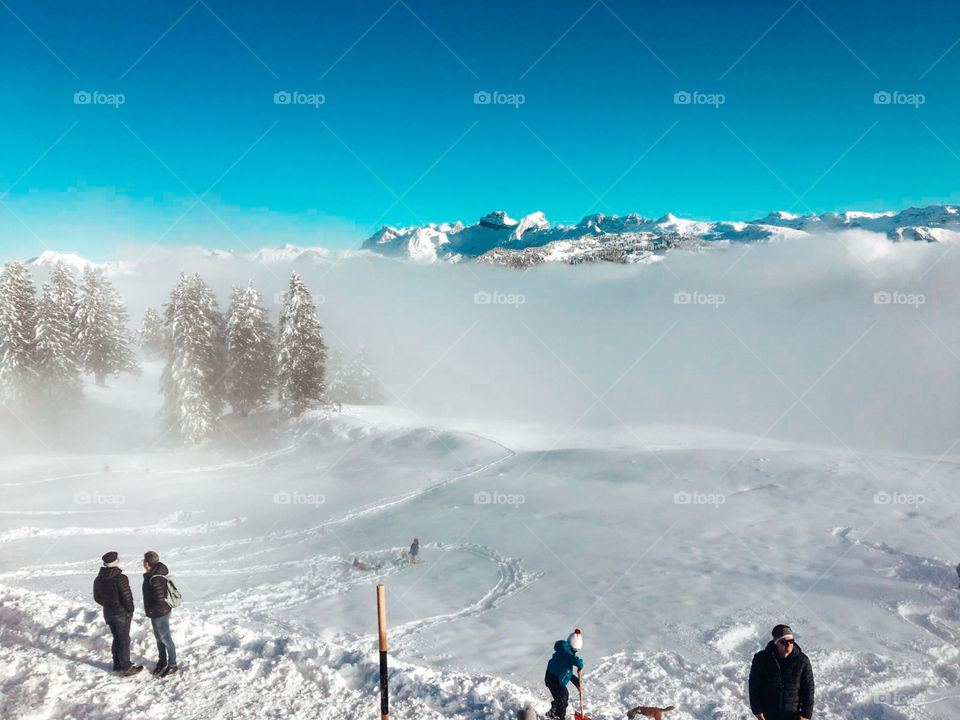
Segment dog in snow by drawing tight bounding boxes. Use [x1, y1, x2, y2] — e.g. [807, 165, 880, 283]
[626, 705, 676, 720]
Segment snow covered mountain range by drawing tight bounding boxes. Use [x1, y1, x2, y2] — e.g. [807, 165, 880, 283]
[362, 204, 960, 267]
[19, 204, 960, 272]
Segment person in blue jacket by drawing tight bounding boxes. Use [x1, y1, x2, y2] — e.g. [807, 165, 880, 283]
[544, 628, 584, 719]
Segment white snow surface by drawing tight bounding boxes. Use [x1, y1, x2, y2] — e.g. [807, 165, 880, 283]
[1, 368, 959, 719]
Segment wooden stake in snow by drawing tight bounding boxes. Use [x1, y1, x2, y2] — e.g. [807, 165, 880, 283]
[377, 583, 389, 720]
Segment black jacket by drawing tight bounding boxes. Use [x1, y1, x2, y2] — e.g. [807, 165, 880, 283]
[749, 641, 815, 717]
[93, 566, 134, 618]
[142, 562, 172, 618]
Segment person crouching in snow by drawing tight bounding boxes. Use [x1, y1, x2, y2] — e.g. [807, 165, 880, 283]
[544, 628, 584, 719]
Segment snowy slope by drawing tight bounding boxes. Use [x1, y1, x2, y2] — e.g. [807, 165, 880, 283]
[1, 366, 958, 719]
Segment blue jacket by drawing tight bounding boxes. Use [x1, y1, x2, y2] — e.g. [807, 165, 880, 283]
[546, 640, 584, 686]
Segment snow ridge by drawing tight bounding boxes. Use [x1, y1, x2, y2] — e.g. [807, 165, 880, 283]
[361, 204, 960, 267]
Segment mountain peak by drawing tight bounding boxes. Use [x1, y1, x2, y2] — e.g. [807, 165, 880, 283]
[478, 211, 519, 230]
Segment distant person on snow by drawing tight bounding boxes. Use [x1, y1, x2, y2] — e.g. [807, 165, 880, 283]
[544, 628, 584, 720]
[956, 562, 960, 588]
[142, 551, 178, 677]
[749, 624, 815, 720]
[93, 551, 142, 676]
[409, 538, 420, 563]
[352, 556, 370, 571]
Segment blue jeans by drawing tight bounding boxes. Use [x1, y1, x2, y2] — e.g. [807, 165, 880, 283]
[151, 614, 177, 666]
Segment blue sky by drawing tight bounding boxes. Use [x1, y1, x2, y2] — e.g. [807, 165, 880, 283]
[2, 0, 960, 259]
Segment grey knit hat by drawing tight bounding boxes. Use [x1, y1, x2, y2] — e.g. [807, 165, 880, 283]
[143, 550, 160, 566]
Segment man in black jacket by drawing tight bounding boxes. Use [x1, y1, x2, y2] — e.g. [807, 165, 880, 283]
[93, 551, 142, 676]
[749, 624, 814, 720]
[142, 550, 178, 677]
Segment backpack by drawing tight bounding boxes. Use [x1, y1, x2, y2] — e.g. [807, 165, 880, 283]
[155, 575, 183, 608]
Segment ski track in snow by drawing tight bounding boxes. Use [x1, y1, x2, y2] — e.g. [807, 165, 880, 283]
[0, 420, 561, 719]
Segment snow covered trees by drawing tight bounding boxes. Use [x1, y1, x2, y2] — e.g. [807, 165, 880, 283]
[0, 261, 38, 404]
[138, 306, 165, 358]
[277, 272, 326, 417]
[225, 283, 275, 417]
[76, 267, 138, 386]
[325, 347, 382, 405]
[160, 273, 228, 444]
[33, 262, 82, 409]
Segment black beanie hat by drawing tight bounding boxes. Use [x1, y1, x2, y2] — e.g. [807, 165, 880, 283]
[772, 624, 794, 641]
[102, 551, 119, 564]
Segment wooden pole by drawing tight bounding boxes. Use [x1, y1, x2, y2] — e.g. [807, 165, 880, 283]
[377, 583, 389, 720]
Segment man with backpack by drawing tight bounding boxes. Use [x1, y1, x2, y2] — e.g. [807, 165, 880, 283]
[142, 550, 179, 677]
[93, 551, 143, 676]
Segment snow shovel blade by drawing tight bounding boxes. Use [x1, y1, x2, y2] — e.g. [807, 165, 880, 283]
[574, 713, 594, 720]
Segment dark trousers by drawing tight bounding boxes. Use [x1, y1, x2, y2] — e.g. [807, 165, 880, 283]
[763, 713, 801, 720]
[151, 614, 177, 666]
[545, 671, 569, 718]
[105, 613, 132, 671]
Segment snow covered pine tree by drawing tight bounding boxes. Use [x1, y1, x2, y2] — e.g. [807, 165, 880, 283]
[76, 266, 138, 386]
[138, 306, 165, 358]
[225, 282, 275, 417]
[325, 346, 382, 406]
[277, 272, 326, 418]
[160, 273, 227, 444]
[33, 262, 82, 410]
[0, 261, 38, 405]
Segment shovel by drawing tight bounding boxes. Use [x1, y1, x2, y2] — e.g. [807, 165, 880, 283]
[573, 668, 593, 720]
